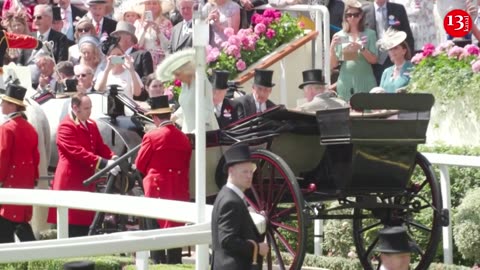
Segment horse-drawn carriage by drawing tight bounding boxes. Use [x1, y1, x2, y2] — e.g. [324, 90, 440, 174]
[4, 64, 445, 269]
[81, 89, 447, 270]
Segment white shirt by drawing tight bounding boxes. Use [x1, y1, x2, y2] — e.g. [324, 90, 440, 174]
[37, 29, 51, 41]
[97, 69, 143, 99]
[374, 2, 387, 39]
[253, 95, 266, 113]
[214, 103, 222, 117]
[226, 182, 245, 201]
[61, 5, 74, 40]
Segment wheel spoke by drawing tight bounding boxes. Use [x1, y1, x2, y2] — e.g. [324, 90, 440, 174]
[271, 221, 299, 233]
[248, 184, 263, 211]
[407, 220, 432, 233]
[268, 181, 288, 215]
[270, 205, 297, 220]
[357, 221, 383, 234]
[272, 226, 296, 255]
[268, 230, 286, 269]
[363, 235, 379, 261]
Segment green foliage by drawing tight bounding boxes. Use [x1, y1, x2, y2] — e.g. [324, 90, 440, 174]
[452, 187, 480, 262]
[302, 254, 361, 270]
[124, 264, 194, 270]
[0, 256, 134, 270]
[322, 204, 355, 257]
[428, 263, 472, 270]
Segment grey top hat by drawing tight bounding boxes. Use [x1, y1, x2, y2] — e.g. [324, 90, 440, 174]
[110, 21, 138, 44]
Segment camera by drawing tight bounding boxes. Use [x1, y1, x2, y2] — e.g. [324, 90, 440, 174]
[65, 79, 78, 92]
[111, 56, 125, 65]
[144, 10, 153, 21]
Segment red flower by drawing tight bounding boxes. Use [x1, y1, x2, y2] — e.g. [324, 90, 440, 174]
[173, 79, 182, 87]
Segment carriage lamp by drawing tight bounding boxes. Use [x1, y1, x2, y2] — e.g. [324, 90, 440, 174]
[106, 84, 125, 121]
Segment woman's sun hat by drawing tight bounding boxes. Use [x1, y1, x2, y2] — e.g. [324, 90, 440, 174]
[377, 28, 407, 51]
[155, 48, 195, 82]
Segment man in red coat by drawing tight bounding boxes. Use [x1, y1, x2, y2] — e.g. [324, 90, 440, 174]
[0, 84, 40, 243]
[47, 93, 117, 237]
[135, 95, 192, 264]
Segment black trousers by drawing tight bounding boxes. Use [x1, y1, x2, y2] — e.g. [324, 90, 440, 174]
[0, 216, 36, 243]
[69, 224, 89, 238]
[144, 218, 183, 264]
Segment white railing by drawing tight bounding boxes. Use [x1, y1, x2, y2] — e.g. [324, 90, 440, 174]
[422, 153, 480, 265]
[0, 189, 266, 269]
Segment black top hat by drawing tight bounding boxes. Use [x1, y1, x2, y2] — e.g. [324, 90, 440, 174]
[213, 70, 230, 90]
[63, 260, 95, 270]
[0, 84, 27, 107]
[224, 143, 254, 171]
[146, 95, 171, 115]
[299, 69, 326, 89]
[52, 6, 62, 21]
[375, 227, 415, 254]
[253, 69, 275, 88]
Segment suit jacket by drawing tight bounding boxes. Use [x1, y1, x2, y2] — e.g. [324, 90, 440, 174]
[0, 113, 39, 223]
[169, 20, 192, 54]
[211, 185, 262, 270]
[47, 111, 115, 226]
[216, 98, 239, 129]
[235, 94, 275, 120]
[329, 0, 345, 38]
[135, 121, 192, 228]
[101, 17, 118, 37]
[363, 2, 414, 53]
[71, 5, 87, 23]
[20, 29, 69, 65]
[130, 48, 154, 80]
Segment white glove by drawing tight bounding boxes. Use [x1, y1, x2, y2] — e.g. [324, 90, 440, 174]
[109, 165, 121, 176]
[106, 159, 116, 168]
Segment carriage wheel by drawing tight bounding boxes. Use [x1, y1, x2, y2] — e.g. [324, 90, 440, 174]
[245, 149, 307, 270]
[352, 153, 443, 270]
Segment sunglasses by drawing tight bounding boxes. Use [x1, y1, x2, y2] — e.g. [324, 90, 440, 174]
[345, 12, 361, 18]
[77, 28, 91, 33]
[33, 15, 43, 20]
[75, 73, 91, 78]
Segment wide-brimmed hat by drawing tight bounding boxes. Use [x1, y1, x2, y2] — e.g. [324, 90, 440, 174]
[156, 48, 195, 82]
[146, 95, 171, 115]
[111, 21, 138, 44]
[223, 143, 254, 171]
[377, 28, 407, 51]
[78, 35, 100, 49]
[0, 84, 27, 107]
[299, 69, 326, 89]
[52, 6, 62, 21]
[375, 227, 415, 254]
[213, 70, 230, 90]
[253, 69, 275, 88]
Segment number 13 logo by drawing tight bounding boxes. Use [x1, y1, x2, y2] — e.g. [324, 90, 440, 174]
[444, 9, 473, 37]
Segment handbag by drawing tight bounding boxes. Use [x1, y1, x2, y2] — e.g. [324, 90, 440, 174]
[247, 239, 261, 270]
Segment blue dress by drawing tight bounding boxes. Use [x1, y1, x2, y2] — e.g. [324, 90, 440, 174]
[379, 61, 413, 93]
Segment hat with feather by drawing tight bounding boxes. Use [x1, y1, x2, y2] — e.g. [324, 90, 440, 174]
[155, 48, 195, 82]
[377, 28, 407, 51]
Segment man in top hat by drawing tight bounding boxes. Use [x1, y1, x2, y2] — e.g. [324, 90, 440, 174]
[135, 95, 192, 264]
[212, 70, 239, 129]
[0, 84, 40, 243]
[376, 226, 414, 270]
[47, 92, 118, 237]
[235, 69, 276, 120]
[211, 143, 269, 270]
[85, 0, 117, 39]
[111, 21, 154, 82]
[297, 69, 347, 113]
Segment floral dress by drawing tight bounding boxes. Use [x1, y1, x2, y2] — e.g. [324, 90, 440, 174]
[135, 18, 172, 66]
[334, 29, 378, 101]
[390, 0, 437, 51]
[202, 1, 240, 48]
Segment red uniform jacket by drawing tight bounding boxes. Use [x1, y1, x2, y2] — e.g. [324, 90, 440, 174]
[0, 113, 39, 223]
[135, 122, 192, 228]
[47, 112, 114, 226]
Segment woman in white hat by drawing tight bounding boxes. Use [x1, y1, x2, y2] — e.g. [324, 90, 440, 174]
[377, 28, 413, 93]
[156, 49, 219, 133]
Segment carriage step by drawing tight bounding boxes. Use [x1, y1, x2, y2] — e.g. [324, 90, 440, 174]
[441, 209, 449, 227]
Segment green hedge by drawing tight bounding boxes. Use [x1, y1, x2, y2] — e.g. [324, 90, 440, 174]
[0, 256, 134, 270]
